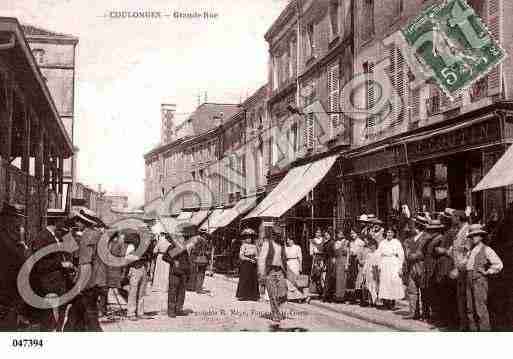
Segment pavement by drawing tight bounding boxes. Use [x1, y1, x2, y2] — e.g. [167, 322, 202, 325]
[101, 274, 437, 332]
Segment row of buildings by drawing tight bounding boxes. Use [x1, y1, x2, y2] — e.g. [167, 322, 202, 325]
[144, 0, 513, 258]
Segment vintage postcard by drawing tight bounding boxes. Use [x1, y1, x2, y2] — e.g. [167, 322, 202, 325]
[1, 0, 513, 341]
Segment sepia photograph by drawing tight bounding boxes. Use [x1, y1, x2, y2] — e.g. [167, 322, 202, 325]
[1, 0, 513, 345]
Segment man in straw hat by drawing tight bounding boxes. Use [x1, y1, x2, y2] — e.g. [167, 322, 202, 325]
[463, 224, 503, 331]
[422, 219, 446, 324]
[70, 209, 107, 331]
[164, 227, 193, 318]
[258, 224, 288, 323]
[403, 214, 431, 320]
[447, 209, 471, 330]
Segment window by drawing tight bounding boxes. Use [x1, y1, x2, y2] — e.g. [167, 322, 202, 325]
[303, 113, 315, 149]
[363, 61, 376, 128]
[272, 56, 279, 90]
[329, 0, 340, 39]
[385, 45, 408, 126]
[328, 61, 341, 136]
[289, 39, 297, 78]
[32, 49, 45, 65]
[306, 23, 315, 58]
[393, 0, 403, 19]
[362, 0, 375, 42]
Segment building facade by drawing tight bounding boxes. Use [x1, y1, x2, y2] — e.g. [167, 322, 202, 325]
[0, 18, 74, 242]
[22, 24, 78, 213]
[340, 0, 513, 226]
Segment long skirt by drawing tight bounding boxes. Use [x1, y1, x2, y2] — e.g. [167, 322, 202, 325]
[309, 254, 325, 294]
[379, 257, 405, 300]
[346, 255, 359, 290]
[335, 256, 348, 300]
[152, 254, 170, 292]
[236, 260, 259, 300]
[286, 259, 307, 301]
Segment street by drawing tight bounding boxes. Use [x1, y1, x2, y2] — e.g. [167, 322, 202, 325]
[101, 275, 434, 332]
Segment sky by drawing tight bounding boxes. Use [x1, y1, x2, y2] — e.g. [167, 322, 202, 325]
[0, 0, 288, 206]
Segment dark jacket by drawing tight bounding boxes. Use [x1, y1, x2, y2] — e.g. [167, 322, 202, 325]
[404, 231, 431, 283]
[434, 227, 457, 282]
[167, 249, 192, 276]
[32, 228, 67, 275]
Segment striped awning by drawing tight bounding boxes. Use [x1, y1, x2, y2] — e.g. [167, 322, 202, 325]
[245, 155, 338, 219]
[473, 144, 513, 192]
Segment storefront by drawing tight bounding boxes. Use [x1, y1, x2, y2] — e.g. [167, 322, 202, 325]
[244, 154, 340, 272]
[341, 104, 513, 226]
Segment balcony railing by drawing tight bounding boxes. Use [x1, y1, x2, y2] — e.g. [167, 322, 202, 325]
[426, 96, 441, 117]
[470, 78, 487, 103]
[1, 159, 47, 244]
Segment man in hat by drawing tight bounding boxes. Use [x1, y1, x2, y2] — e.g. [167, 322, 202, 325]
[403, 215, 431, 319]
[463, 224, 503, 331]
[124, 229, 154, 321]
[165, 234, 192, 317]
[0, 203, 31, 330]
[422, 219, 446, 324]
[448, 209, 471, 330]
[258, 224, 288, 322]
[31, 219, 74, 331]
[73, 210, 107, 331]
[433, 208, 459, 329]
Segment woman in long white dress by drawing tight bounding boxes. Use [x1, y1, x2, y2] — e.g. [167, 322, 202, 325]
[377, 228, 405, 310]
[285, 238, 307, 302]
[152, 233, 171, 292]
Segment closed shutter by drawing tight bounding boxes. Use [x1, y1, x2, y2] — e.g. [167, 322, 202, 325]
[394, 47, 408, 126]
[304, 112, 315, 149]
[410, 88, 421, 120]
[487, 0, 502, 96]
[328, 61, 340, 137]
[366, 62, 376, 129]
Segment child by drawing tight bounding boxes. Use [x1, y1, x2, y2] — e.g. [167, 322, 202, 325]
[360, 239, 380, 307]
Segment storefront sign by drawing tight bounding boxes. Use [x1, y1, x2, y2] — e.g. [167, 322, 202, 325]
[407, 117, 501, 162]
[348, 145, 406, 176]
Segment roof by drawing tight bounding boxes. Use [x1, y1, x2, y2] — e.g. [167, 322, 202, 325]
[176, 103, 241, 135]
[21, 23, 78, 43]
[265, 0, 297, 42]
[0, 17, 74, 157]
[242, 84, 269, 110]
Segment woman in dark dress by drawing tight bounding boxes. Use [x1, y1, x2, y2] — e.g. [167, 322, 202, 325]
[236, 228, 259, 301]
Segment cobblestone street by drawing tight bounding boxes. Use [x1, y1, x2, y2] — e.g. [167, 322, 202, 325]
[101, 275, 436, 332]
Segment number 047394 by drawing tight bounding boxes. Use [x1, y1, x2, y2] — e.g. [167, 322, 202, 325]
[11, 339, 44, 348]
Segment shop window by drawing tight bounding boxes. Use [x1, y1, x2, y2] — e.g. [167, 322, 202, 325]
[329, 0, 340, 39]
[306, 23, 315, 59]
[361, 0, 375, 42]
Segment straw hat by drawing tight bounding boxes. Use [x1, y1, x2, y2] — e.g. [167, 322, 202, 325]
[69, 208, 98, 226]
[466, 224, 488, 238]
[241, 228, 257, 237]
[425, 219, 445, 230]
[358, 214, 383, 225]
[413, 214, 430, 227]
[441, 208, 456, 219]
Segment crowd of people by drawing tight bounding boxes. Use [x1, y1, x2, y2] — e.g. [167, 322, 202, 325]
[234, 206, 508, 330]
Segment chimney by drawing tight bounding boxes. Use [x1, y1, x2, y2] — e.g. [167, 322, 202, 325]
[161, 104, 176, 144]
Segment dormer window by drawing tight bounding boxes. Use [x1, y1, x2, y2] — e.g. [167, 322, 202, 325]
[32, 49, 45, 65]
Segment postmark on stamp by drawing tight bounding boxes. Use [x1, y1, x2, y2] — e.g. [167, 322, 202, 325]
[401, 0, 506, 98]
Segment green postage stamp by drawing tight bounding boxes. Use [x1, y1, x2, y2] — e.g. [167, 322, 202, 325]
[402, 0, 506, 97]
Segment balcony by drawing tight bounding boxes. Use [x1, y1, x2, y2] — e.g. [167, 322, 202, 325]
[1, 159, 48, 244]
[470, 78, 487, 103]
[426, 96, 441, 117]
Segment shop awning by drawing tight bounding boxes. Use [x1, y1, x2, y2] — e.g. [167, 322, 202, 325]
[199, 209, 226, 234]
[157, 216, 179, 234]
[245, 154, 338, 219]
[189, 210, 210, 226]
[176, 211, 193, 221]
[216, 196, 259, 229]
[473, 145, 513, 192]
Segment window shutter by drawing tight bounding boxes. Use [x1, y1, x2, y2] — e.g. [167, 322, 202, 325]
[395, 47, 408, 126]
[487, 0, 502, 96]
[304, 113, 315, 149]
[366, 62, 376, 130]
[328, 62, 340, 137]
